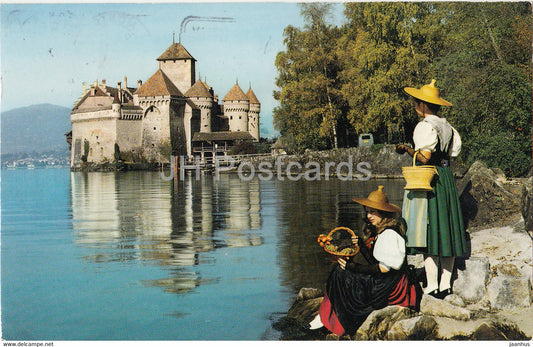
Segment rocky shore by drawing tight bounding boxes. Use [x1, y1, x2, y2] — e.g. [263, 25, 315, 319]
[273, 214, 532, 340]
[271, 152, 533, 341]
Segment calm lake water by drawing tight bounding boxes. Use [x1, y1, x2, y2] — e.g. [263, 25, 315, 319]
[1, 168, 404, 341]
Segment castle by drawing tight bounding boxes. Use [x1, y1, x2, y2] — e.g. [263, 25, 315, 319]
[67, 42, 260, 168]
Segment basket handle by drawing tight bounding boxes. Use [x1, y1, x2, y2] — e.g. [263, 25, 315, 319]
[412, 149, 439, 175]
[412, 150, 419, 167]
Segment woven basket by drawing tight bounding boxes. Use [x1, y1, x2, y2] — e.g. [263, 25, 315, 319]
[317, 227, 359, 257]
[402, 150, 437, 191]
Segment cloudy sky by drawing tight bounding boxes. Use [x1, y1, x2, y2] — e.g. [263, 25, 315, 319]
[0, 2, 345, 137]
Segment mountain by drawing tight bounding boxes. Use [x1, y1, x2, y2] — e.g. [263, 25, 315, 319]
[1, 104, 71, 155]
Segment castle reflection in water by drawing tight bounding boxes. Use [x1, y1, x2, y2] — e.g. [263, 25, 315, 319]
[70, 171, 406, 296]
[70, 171, 263, 294]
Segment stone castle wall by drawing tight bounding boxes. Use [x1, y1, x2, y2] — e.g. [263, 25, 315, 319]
[225, 100, 250, 132]
[159, 60, 195, 95]
[71, 109, 118, 165]
[116, 119, 143, 158]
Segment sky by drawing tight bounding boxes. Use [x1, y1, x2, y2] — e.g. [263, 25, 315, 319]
[0, 2, 346, 137]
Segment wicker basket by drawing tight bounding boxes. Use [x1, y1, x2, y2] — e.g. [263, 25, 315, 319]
[317, 227, 359, 257]
[402, 150, 438, 191]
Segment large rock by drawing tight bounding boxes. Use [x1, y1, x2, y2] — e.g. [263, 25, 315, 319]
[420, 294, 471, 320]
[453, 257, 491, 303]
[274, 286, 531, 340]
[354, 305, 416, 340]
[387, 315, 438, 340]
[434, 316, 529, 340]
[471, 321, 528, 340]
[444, 294, 466, 308]
[487, 276, 532, 310]
[457, 161, 522, 229]
[522, 176, 533, 233]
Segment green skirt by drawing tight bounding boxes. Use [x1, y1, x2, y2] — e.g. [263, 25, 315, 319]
[405, 166, 468, 257]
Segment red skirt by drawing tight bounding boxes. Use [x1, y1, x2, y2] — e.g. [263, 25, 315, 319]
[319, 273, 417, 336]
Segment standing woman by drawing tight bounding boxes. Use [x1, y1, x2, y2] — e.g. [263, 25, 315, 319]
[309, 186, 418, 336]
[396, 79, 468, 299]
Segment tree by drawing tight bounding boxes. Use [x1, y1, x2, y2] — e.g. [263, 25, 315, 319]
[339, 2, 447, 142]
[435, 2, 532, 176]
[273, 3, 345, 152]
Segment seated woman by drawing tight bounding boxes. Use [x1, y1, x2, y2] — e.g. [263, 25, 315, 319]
[309, 185, 419, 336]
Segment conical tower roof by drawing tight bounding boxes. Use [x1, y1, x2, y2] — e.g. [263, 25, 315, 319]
[246, 88, 260, 104]
[185, 80, 212, 98]
[223, 83, 248, 102]
[157, 43, 196, 62]
[135, 69, 184, 97]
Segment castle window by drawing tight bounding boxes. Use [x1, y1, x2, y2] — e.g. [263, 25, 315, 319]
[154, 127, 156, 130]
[239, 116, 242, 119]
[230, 116, 233, 120]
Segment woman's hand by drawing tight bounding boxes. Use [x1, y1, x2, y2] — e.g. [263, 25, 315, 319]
[395, 144, 408, 154]
[352, 235, 359, 246]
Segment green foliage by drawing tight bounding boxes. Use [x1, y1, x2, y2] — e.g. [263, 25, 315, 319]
[436, 2, 532, 177]
[467, 131, 531, 177]
[114, 143, 121, 162]
[229, 141, 256, 155]
[273, 2, 532, 176]
[158, 141, 172, 161]
[273, 3, 345, 153]
[253, 141, 272, 154]
[82, 139, 90, 163]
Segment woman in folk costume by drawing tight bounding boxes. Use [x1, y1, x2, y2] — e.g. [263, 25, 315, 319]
[396, 79, 468, 299]
[308, 186, 418, 336]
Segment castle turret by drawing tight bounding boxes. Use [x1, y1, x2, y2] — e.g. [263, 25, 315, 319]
[223, 83, 249, 132]
[246, 87, 260, 141]
[185, 80, 213, 133]
[156, 42, 196, 95]
[112, 91, 121, 112]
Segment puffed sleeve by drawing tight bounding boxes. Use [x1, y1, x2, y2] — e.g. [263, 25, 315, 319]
[450, 126, 462, 157]
[413, 122, 438, 152]
[373, 229, 406, 271]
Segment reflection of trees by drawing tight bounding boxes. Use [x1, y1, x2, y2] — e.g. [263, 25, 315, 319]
[70, 171, 263, 295]
[275, 178, 405, 293]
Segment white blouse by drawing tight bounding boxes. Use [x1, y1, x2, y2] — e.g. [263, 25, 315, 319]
[413, 115, 461, 157]
[372, 229, 406, 271]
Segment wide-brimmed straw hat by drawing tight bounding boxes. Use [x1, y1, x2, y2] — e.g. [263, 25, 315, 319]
[404, 79, 452, 106]
[352, 185, 401, 213]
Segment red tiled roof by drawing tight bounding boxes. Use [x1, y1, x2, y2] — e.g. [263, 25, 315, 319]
[223, 83, 248, 102]
[157, 43, 196, 61]
[246, 88, 260, 104]
[135, 70, 184, 97]
[185, 80, 212, 98]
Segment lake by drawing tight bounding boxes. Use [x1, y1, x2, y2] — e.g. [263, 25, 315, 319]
[1, 168, 405, 341]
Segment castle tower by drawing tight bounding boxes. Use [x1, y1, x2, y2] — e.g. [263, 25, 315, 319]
[156, 42, 196, 94]
[246, 87, 260, 141]
[185, 80, 213, 133]
[223, 83, 249, 132]
[111, 90, 121, 113]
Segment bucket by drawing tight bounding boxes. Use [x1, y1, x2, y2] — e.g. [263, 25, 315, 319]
[402, 150, 437, 191]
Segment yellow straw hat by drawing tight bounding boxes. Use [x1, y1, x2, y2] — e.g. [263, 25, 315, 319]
[352, 185, 401, 213]
[404, 79, 452, 106]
